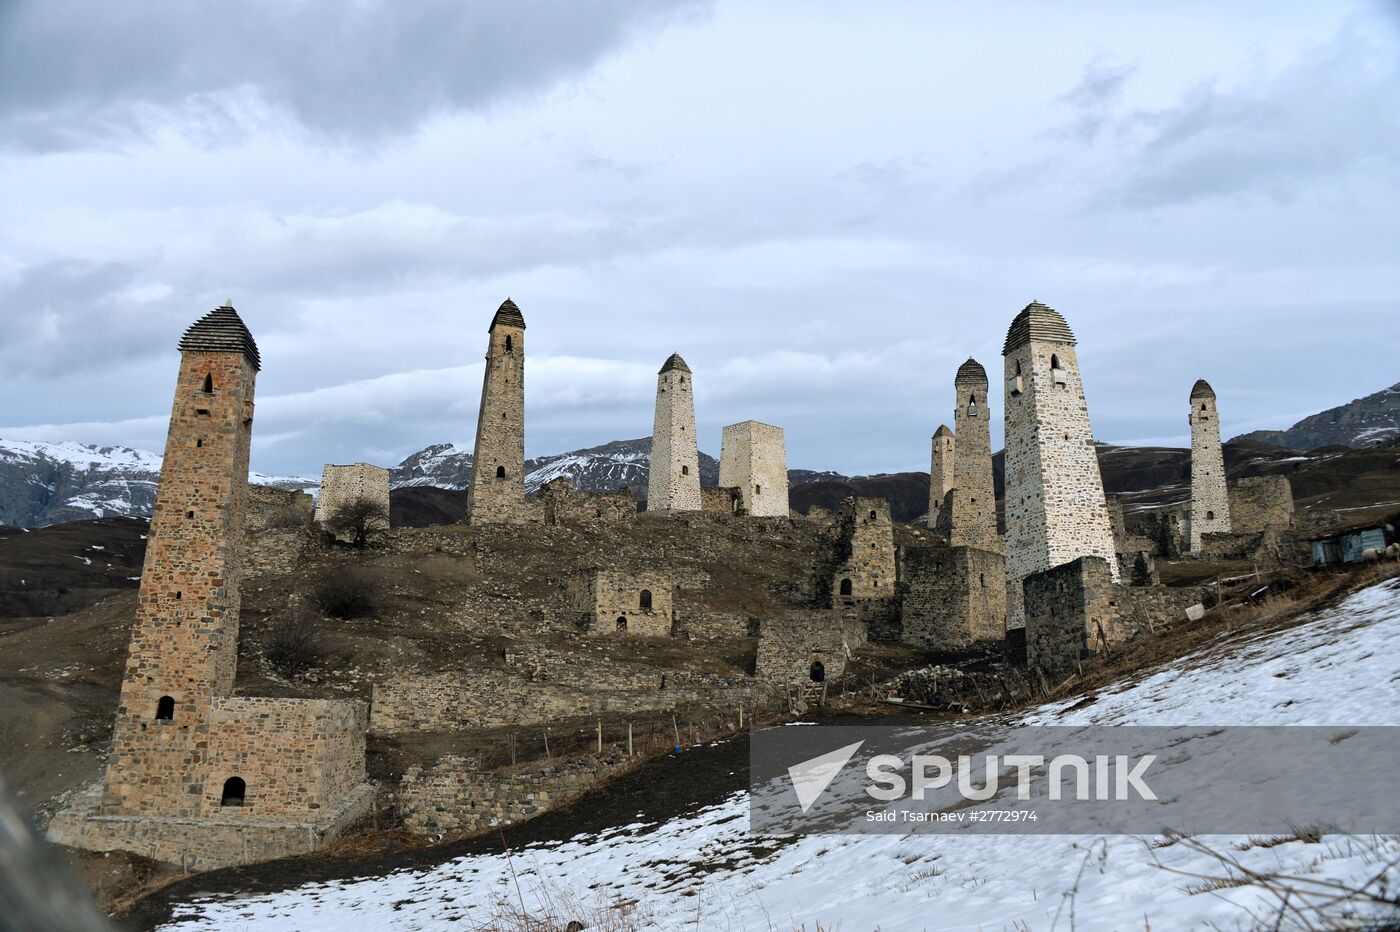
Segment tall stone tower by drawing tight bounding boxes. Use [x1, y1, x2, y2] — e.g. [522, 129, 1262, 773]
[1002, 301, 1119, 631]
[719, 420, 788, 516]
[948, 358, 999, 551]
[103, 304, 260, 816]
[467, 299, 527, 524]
[929, 425, 954, 532]
[646, 353, 702, 512]
[1188, 378, 1231, 550]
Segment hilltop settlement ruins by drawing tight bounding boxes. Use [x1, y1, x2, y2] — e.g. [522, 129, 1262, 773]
[46, 298, 1313, 870]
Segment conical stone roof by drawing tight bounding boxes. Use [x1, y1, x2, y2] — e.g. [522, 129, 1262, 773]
[1003, 301, 1076, 354]
[659, 353, 691, 374]
[1190, 379, 1216, 399]
[178, 304, 261, 370]
[955, 357, 988, 384]
[489, 298, 526, 331]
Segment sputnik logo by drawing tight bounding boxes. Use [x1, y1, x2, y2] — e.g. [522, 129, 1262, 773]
[787, 741, 865, 813]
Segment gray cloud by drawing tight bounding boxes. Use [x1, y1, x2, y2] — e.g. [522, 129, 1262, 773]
[0, 0, 706, 151]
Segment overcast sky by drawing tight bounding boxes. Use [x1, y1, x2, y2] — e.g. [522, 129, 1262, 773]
[2, 1, 1397, 478]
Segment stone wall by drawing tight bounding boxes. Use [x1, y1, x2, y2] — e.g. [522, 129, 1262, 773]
[314, 463, 391, 535]
[1002, 303, 1120, 631]
[831, 498, 897, 602]
[1023, 556, 1118, 677]
[1112, 584, 1210, 641]
[719, 420, 789, 517]
[467, 301, 529, 524]
[675, 609, 752, 640]
[647, 355, 703, 512]
[1188, 382, 1232, 550]
[204, 697, 368, 815]
[569, 569, 674, 637]
[900, 545, 1005, 649]
[370, 668, 752, 734]
[400, 753, 631, 835]
[538, 478, 636, 525]
[244, 485, 312, 577]
[701, 485, 742, 515]
[753, 612, 850, 685]
[1230, 476, 1294, 534]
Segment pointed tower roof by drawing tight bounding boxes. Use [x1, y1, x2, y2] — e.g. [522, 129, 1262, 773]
[1003, 301, 1076, 354]
[659, 352, 691, 374]
[1190, 378, 1216, 399]
[955, 357, 988, 384]
[178, 303, 261, 370]
[933, 424, 954, 438]
[488, 298, 526, 331]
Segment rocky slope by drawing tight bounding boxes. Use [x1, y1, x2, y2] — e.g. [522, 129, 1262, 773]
[1233, 380, 1400, 450]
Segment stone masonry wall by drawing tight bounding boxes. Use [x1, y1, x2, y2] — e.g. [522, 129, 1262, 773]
[569, 569, 674, 637]
[538, 478, 636, 524]
[831, 498, 898, 602]
[467, 303, 528, 524]
[314, 463, 391, 533]
[1023, 556, 1118, 678]
[900, 545, 1006, 650]
[400, 753, 631, 835]
[244, 485, 312, 578]
[753, 613, 850, 685]
[720, 420, 789, 517]
[1002, 305, 1120, 631]
[702, 485, 742, 514]
[1188, 384, 1232, 550]
[647, 357, 703, 512]
[1230, 476, 1294, 534]
[204, 697, 368, 816]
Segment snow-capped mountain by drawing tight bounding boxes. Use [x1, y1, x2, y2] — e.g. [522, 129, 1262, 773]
[0, 440, 316, 528]
[1234, 380, 1400, 450]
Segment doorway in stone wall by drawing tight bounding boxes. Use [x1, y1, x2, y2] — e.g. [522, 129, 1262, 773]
[616, 616, 628, 632]
[810, 660, 826, 683]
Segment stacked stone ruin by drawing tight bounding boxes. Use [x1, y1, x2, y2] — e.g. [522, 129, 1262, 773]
[314, 462, 391, 539]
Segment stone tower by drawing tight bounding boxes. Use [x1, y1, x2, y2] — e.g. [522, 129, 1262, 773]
[467, 299, 527, 524]
[102, 304, 260, 816]
[928, 425, 954, 531]
[646, 353, 702, 512]
[1188, 378, 1231, 550]
[1002, 301, 1119, 631]
[719, 420, 788, 516]
[948, 358, 999, 551]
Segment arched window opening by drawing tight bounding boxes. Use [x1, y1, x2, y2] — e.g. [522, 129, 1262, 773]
[1206, 510, 1215, 521]
[220, 777, 246, 807]
[809, 661, 826, 683]
[174, 591, 182, 600]
[839, 578, 853, 597]
[155, 696, 175, 721]
[681, 465, 689, 475]
[504, 335, 513, 352]
[616, 616, 628, 632]
[496, 466, 506, 479]
[968, 394, 979, 416]
[869, 510, 877, 520]
[640, 589, 653, 610]
[755, 484, 762, 495]
[1201, 403, 1208, 412]
[980, 573, 986, 588]
[201, 374, 213, 394]
[1051, 354, 1061, 369]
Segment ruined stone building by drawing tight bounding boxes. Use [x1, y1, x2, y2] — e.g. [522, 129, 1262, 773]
[646, 353, 702, 512]
[466, 299, 527, 524]
[948, 358, 1000, 552]
[1002, 302, 1120, 631]
[314, 462, 391, 536]
[928, 425, 954, 532]
[1188, 379, 1231, 551]
[832, 498, 898, 602]
[50, 304, 371, 869]
[900, 545, 1005, 650]
[570, 569, 675, 637]
[719, 420, 789, 517]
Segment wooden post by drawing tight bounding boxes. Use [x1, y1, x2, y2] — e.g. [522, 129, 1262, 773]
[543, 728, 551, 762]
[627, 722, 634, 757]
[672, 715, 681, 749]
[597, 719, 603, 754]
[738, 704, 744, 730]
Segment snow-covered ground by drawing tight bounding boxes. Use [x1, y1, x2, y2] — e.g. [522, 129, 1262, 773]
[163, 579, 1400, 931]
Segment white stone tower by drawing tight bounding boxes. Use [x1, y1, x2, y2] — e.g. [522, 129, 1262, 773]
[949, 358, 999, 551]
[719, 420, 788, 516]
[929, 425, 954, 531]
[647, 353, 703, 512]
[1188, 378, 1231, 550]
[1002, 301, 1119, 631]
[466, 298, 526, 524]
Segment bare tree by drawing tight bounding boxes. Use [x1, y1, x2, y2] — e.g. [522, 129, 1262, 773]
[323, 495, 389, 547]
